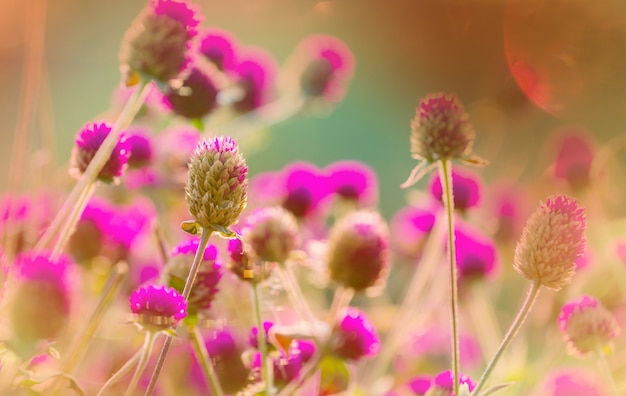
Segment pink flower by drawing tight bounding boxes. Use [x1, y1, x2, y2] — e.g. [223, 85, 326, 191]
[455, 223, 499, 283]
[389, 204, 437, 262]
[199, 28, 239, 72]
[129, 284, 187, 329]
[325, 160, 378, 207]
[230, 48, 277, 113]
[551, 126, 596, 190]
[163, 63, 219, 119]
[537, 368, 609, 396]
[429, 370, 475, 395]
[332, 308, 380, 361]
[429, 168, 482, 211]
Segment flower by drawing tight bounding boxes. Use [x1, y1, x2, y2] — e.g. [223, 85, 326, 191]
[550, 126, 596, 191]
[129, 284, 187, 329]
[10, 252, 72, 342]
[327, 210, 390, 292]
[229, 48, 277, 113]
[167, 239, 222, 314]
[248, 321, 274, 349]
[537, 368, 609, 396]
[558, 295, 620, 356]
[119, 0, 201, 85]
[428, 168, 482, 212]
[325, 160, 378, 208]
[242, 206, 300, 263]
[125, 126, 154, 169]
[199, 28, 238, 72]
[185, 136, 248, 231]
[455, 224, 498, 283]
[67, 197, 113, 262]
[389, 204, 437, 262]
[280, 162, 329, 220]
[163, 62, 220, 119]
[69, 122, 130, 184]
[402, 93, 486, 188]
[332, 307, 380, 361]
[513, 194, 586, 290]
[425, 370, 475, 396]
[227, 235, 274, 283]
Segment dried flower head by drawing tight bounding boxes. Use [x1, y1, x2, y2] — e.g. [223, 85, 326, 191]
[327, 210, 390, 292]
[69, 122, 130, 184]
[119, 0, 201, 85]
[167, 239, 222, 314]
[242, 206, 300, 263]
[163, 62, 219, 119]
[129, 284, 187, 330]
[402, 93, 486, 188]
[10, 252, 72, 342]
[331, 307, 380, 361]
[199, 28, 238, 72]
[558, 295, 620, 356]
[513, 194, 586, 290]
[185, 136, 248, 232]
[425, 370, 475, 396]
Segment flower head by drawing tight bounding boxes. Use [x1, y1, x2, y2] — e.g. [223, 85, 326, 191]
[229, 48, 277, 113]
[279, 162, 328, 220]
[185, 136, 248, 231]
[129, 284, 187, 330]
[69, 122, 130, 184]
[558, 295, 619, 356]
[125, 127, 154, 169]
[537, 368, 609, 396]
[67, 197, 113, 262]
[513, 194, 586, 290]
[326, 160, 378, 207]
[426, 370, 475, 396]
[455, 224, 498, 283]
[390, 205, 437, 262]
[327, 210, 390, 292]
[199, 28, 238, 72]
[163, 62, 219, 119]
[402, 93, 486, 188]
[551, 126, 596, 191]
[332, 307, 380, 361]
[242, 206, 300, 263]
[429, 168, 482, 212]
[119, 0, 201, 85]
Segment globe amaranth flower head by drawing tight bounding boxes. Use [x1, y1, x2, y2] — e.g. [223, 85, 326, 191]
[331, 307, 380, 361]
[119, 0, 202, 86]
[455, 224, 498, 284]
[557, 295, 620, 357]
[241, 206, 300, 263]
[327, 210, 390, 292]
[167, 239, 222, 315]
[401, 92, 487, 189]
[199, 28, 238, 72]
[185, 136, 248, 232]
[228, 48, 277, 113]
[513, 194, 586, 290]
[125, 126, 154, 169]
[129, 284, 187, 330]
[429, 168, 482, 212]
[69, 122, 130, 184]
[163, 59, 220, 120]
[537, 368, 610, 396]
[390, 204, 437, 262]
[10, 252, 73, 342]
[425, 370, 475, 396]
[325, 160, 378, 208]
[550, 126, 596, 191]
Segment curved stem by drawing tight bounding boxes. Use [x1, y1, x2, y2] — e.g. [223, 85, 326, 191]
[595, 347, 618, 396]
[438, 159, 460, 395]
[144, 228, 212, 395]
[471, 280, 541, 396]
[125, 331, 158, 396]
[252, 281, 273, 394]
[188, 325, 224, 396]
[97, 348, 142, 396]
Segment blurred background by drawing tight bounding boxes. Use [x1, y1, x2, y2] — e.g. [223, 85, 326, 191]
[2, 0, 626, 218]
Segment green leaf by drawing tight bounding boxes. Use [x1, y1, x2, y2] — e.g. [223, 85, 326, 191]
[318, 356, 351, 396]
[480, 382, 515, 396]
[181, 220, 202, 235]
[191, 117, 204, 132]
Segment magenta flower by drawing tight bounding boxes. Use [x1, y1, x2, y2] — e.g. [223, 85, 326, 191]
[248, 321, 274, 349]
[251, 345, 302, 386]
[0, 193, 56, 254]
[429, 168, 482, 212]
[537, 368, 609, 396]
[407, 375, 432, 395]
[332, 308, 380, 361]
[390, 204, 437, 262]
[104, 198, 156, 261]
[279, 162, 329, 220]
[242, 206, 300, 263]
[551, 126, 596, 190]
[325, 160, 378, 207]
[455, 224, 499, 283]
[67, 197, 114, 262]
[430, 370, 475, 395]
[199, 28, 238, 71]
[230, 48, 277, 113]
[129, 284, 187, 329]
[125, 127, 154, 169]
[485, 182, 529, 244]
[402, 326, 482, 371]
[152, 0, 201, 35]
[69, 122, 130, 184]
[163, 64, 219, 119]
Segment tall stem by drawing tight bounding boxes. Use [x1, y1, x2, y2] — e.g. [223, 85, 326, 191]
[595, 347, 618, 396]
[125, 331, 158, 396]
[97, 349, 142, 396]
[438, 159, 460, 395]
[252, 280, 273, 394]
[144, 228, 212, 395]
[188, 325, 224, 396]
[471, 280, 541, 395]
[35, 80, 150, 253]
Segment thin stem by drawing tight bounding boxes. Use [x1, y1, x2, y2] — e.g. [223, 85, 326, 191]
[276, 263, 319, 339]
[125, 331, 158, 396]
[188, 325, 224, 396]
[35, 79, 150, 253]
[144, 228, 212, 395]
[471, 280, 541, 396]
[97, 348, 142, 396]
[438, 159, 460, 395]
[252, 281, 272, 394]
[50, 181, 97, 260]
[467, 282, 502, 363]
[595, 347, 618, 396]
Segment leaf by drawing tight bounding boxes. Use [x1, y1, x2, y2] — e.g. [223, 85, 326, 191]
[318, 356, 351, 396]
[181, 220, 202, 235]
[480, 382, 515, 396]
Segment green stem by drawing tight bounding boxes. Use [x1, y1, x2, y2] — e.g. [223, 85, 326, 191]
[252, 280, 273, 394]
[96, 348, 142, 396]
[188, 325, 224, 396]
[595, 347, 618, 396]
[125, 331, 158, 396]
[35, 79, 150, 253]
[438, 159, 460, 395]
[471, 280, 541, 396]
[144, 228, 212, 395]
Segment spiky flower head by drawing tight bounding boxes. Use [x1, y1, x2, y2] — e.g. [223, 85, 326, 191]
[242, 206, 300, 263]
[402, 93, 486, 189]
[10, 252, 72, 342]
[129, 284, 187, 331]
[119, 0, 201, 86]
[331, 307, 380, 361]
[69, 122, 130, 184]
[167, 239, 222, 315]
[425, 370, 475, 396]
[327, 210, 390, 292]
[513, 194, 586, 290]
[163, 62, 219, 119]
[185, 136, 248, 232]
[558, 295, 619, 356]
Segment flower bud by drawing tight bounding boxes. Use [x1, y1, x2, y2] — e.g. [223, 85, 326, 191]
[331, 307, 380, 361]
[242, 206, 299, 263]
[129, 284, 187, 331]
